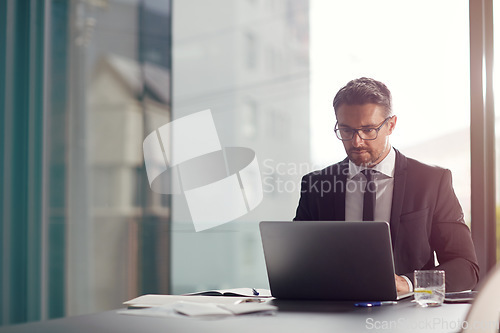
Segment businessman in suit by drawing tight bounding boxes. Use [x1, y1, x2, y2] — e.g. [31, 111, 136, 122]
[294, 77, 479, 293]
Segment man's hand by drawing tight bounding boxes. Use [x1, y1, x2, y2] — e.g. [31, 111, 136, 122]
[395, 274, 410, 294]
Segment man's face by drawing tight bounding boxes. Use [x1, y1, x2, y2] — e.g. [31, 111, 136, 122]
[335, 103, 397, 167]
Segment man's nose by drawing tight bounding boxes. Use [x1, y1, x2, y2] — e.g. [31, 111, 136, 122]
[351, 131, 364, 146]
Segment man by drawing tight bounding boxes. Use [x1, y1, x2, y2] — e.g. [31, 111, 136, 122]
[294, 77, 479, 293]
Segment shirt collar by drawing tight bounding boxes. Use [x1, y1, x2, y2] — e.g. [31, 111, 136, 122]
[348, 147, 396, 179]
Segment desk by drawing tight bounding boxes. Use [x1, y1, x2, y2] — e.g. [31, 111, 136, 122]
[0, 298, 471, 333]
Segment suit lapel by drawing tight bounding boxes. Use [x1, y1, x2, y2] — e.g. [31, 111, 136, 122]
[323, 158, 348, 221]
[389, 149, 407, 249]
[336, 159, 348, 220]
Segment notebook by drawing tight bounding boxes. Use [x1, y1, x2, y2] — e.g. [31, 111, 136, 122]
[259, 221, 412, 301]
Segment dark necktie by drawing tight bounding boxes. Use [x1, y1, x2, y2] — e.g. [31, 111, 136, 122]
[362, 169, 377, 221]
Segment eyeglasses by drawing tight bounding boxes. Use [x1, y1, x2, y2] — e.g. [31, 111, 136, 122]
[334, 117, 392, 141]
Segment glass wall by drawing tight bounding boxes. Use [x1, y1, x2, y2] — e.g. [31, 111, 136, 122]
[171, 0, 310, 293]
[171, 0, 471, 294]
[46, 0, 172, 317]
[310, 0, 471, 217]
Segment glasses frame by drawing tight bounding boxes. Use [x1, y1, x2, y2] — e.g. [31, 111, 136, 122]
[334, 116, 393, 141]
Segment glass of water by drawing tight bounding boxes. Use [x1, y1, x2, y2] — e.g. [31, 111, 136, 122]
[414, 270, 445, 307]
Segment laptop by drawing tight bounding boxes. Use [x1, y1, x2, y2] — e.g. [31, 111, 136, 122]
[259, 221, 412, 301]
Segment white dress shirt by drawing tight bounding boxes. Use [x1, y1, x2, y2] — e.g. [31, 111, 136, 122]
[345, 147, 395, 223]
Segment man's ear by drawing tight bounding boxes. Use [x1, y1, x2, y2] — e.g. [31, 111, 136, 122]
[387, 115, 397, 135]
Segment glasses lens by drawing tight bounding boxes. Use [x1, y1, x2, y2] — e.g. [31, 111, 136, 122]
[358, 129, 378, 140]
[336, 128, 354, 140]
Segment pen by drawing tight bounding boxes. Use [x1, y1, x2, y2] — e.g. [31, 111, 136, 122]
[354, 301, 397, 307]
[252, 288, 259, 296]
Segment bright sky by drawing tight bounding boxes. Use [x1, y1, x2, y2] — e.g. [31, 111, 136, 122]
[309, 0, 470, 167]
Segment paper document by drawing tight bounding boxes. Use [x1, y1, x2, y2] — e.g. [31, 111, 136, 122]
[119, 300, 277, 318]
[173, 301, 277, 316]
[124, 294, 273, 308]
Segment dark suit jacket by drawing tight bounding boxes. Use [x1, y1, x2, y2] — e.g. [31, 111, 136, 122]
[294, 149, 479, 292]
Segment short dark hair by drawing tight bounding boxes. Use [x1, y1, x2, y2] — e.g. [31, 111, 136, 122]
[332, 77, 392, 117]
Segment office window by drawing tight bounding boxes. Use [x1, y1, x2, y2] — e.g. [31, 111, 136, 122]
[46, 0, 172, 318]
[171, 0, 470, 295]
[311, 0, 471, 220]
[241, 99, 258, 138]
[172, 0, 309, 294]
[245, 32, 258, 69]
[265, 45, 276, 73]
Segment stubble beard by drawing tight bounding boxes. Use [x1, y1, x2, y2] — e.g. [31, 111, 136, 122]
[348, 146, 388, 168]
